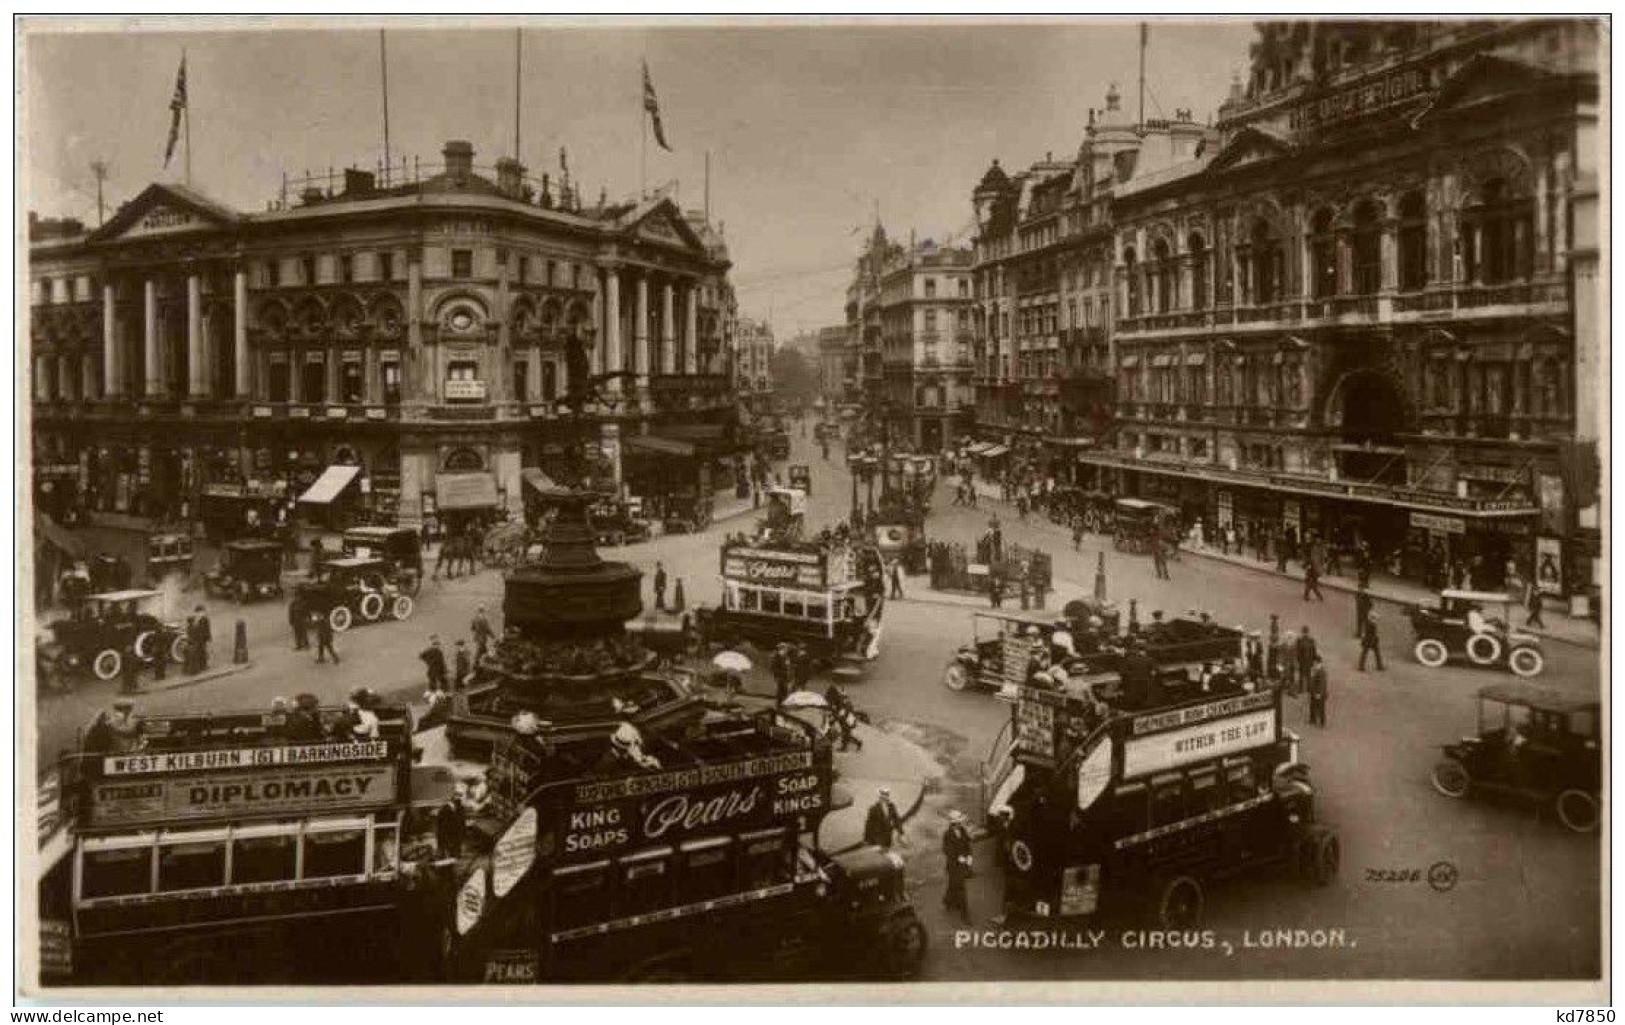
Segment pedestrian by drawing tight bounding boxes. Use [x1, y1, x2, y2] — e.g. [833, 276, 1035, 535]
[191, 605, 212, 673]
[313, 608, 340, 664]
[1358, 612, 1384, 672]
[653, 562, 668, 611]
[989, 572, 1004, 609]
[770, 643, 791, 703]
[864, 786, 904, 850]
[310, 537, 327, 575]
[453, 639, 473, 690]
[1525, 582, 1546, 629]
[825, 684, 863, 752]
[889, 560, 904, 600]
[1354, 586, 1373, 639]
[421, 635, 448, 692]
[941, 810, 974, 921]
[1303, 558, 1325, 601]
[1275, 530, 1289, 573]
[1307, 655, 1329, 727]
[1281, 629, 1300, 695]
[119, 646, 142, 695]
[791, 643, 812, 692]
[432, 533, 451, 581]
[1072, 520, 1084, 553]
[1152, 537, 1170, 580]
[470, 606, 494, 664]
[1295, 624, 1317, 683]
[289, 592, 309, 651]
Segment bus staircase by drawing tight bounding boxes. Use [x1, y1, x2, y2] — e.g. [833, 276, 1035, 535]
[979, 704, 1118, 832]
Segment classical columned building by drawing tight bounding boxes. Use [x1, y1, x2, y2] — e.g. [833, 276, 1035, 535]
[1092, 20, 1601, 607]
[29, 140, 736, 534]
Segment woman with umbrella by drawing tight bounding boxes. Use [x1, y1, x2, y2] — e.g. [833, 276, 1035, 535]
[710, 649, 751, 697]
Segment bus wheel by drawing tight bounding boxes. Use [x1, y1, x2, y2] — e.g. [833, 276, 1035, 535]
[883, 911, 929, 979]
[1304, 826, 1340, 886]
[943, 661, 970, 691]
[1431, 758, 1472, 799]
[1151, 874, 1204, 929]
[1555, 789, 1599, 833]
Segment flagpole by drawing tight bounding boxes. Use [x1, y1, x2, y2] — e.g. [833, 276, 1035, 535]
[380, 30, 391, 185]
[513, 28, 522, 159]
[639, 91, 647, 201]
[183, 49, 192, 186]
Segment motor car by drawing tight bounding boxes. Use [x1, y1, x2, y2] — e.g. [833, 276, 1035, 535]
[589, 497, 653, 547]
[787, 464, 812, 494]
[662, 492, 713, 535]
[202, 539, 285, 602]
[341, 525, 424, 592]
[1407, 589, 1545, 678]
[1111, 498, 1179, 555]
[41, 589, 187, 681]
[294, 556, 416, 632]
[1431, 681, 1601, 832]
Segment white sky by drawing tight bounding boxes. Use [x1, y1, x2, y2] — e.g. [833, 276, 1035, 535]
[23, 17, 1256, 339]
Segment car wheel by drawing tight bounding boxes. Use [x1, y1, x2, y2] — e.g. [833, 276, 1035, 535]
[133, 630, 157, 663]
[1507, 646, 1545, 678]
[1151, 874, 1204, 929]
[1413, 638, 1449, 668]
[392, 595, 415, 621]
[1431, 758, 1472, 798]
[329, 606, 353, 633]
[1465, 632, 1502, 666]
[92, 649, 122, 681]
[943, 661, 970, 691]
[359, 592, 385, 622]
[169, 634, 189, 664]
[1555, 789, 1598, 833]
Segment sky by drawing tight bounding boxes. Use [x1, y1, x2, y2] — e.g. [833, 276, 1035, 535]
[24, 17, 1256, 340]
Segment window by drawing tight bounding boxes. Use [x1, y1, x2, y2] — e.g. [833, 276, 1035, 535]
[1151, 239, 1176, 312]
[1398, 192, 1428, 291]
[268, 361, 291, 402]
[37, 277, 51, 305]
[1248, 220, 1281, 304]
[680, 837, 734, 901]
[1189, 234, 1209, 309]
[231, 826, 298, 884]
[381, 359, 402, 405]
[924, 278, 937, 299]
[958, 279, 969, 298]
[958, 309, 970, 330]
[378, 252, 394, 282]
[302, 256, 318, 286]
[1468, 178, 1533, 285]
[445, 360, 481, 402]
[553, 863, 609, 930]
[1123, 248, 1140, 316]
[513, 360, 530, 402]
[302, 822, 367, 878]
[80, 837, 155, 899]
[618, 848, 672, 916]
[158, 830, 228, 892]
[340, 360, 364, 404]
[339, 254, 354, 284]
[1309, 208, 1338, 299]
[541, 361, 558, 401]
[267, 260, 282, 288]
[518, 256, 530, 284]
[451, 249, 473, 279]
[372, 823, 398, 876]
[924, 309, 937, 332]
[301, 356, 327, 403]
[1150, 773, 1185, 826]
[739, 829, 792, 889]
[1349, 200, 1381, 294]
[1224, 757, 1256, 803]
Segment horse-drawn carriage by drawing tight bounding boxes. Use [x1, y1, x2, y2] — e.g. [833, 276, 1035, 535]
[1111, 498, 1180, 554]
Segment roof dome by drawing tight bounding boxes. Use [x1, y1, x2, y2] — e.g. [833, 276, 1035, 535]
[975, 158, 1011, 193]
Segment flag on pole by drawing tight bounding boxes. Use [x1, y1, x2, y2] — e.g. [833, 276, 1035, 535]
[642, 60, 672, 151]
[164, 55, 188, 167]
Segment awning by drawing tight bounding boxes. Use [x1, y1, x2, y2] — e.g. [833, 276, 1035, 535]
[625, 435, 697, 458]
[965, 442, 994, 456]
[35, 517, 84, 559]
[979, 445, 1010, 459]
[1185, 352, 1207, 366]
[435, 472, 500, 510]
[1151, 354, 1175, 368]
[521, 468, 570, 497]
[297, 464, 362, 505]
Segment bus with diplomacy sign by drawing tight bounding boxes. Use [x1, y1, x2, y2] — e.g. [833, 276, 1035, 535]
[982, 676, 1341, 928]
[696, 536, 885, 665]
[36, 703, 450, 986]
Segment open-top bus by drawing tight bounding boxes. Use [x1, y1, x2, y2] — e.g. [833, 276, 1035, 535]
[696, 537, 884, 666]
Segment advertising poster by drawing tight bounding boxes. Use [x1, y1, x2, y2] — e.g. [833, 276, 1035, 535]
[1536, 536, 1564, 596]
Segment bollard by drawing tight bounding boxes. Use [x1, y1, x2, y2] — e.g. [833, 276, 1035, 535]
[673, 578, 687, 613]
[234, 619, 249, 664]
[1094, 551, 1108, 603]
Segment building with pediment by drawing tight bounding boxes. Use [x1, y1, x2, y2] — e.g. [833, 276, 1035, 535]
[1088, 19, 1602, 607]
[28, 141, 739, 534]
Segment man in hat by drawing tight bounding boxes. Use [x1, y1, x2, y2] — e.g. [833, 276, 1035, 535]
[108, 699, 145, 753]
[1303, 555, 1325, 602]
[864, 787, 905, 851]
[1358, 612, 1384, 672]
[1307, 654, 1329, 727]
[1295, 624, 1318, 684]
[289, 590, 310, 651]
[653, 562, 668, 611]
[313, 607, 340, 664]
[1354, 585, 1374, 640]
[942, 810, 974, 920]
[452, 639, 473, 691]
[470, 606, 494, 664]
[421, 636, 448, 693]
[189, 604, 212, 673]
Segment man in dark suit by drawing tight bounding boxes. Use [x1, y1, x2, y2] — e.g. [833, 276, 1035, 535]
[1358, 613, 1384, 672]
[942, 810, 974, 920]
[864, 787, 904, 850]
[1355, 586, 1374, 638]
[1295, 625, 1318, 684]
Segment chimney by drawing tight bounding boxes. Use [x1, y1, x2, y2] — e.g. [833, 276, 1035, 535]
[495, 157, 525, 198]
[539, 172, 553, 209]
[300, 186, 325, 206]
[343, 168, 376, 195]
[442, 140, 474, 181]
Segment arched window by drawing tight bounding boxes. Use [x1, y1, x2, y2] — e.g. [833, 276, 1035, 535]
[1398, 191, 1428, 292]
[1467, 177, 1534, 285]
[1123, 247, 1140, 316]
[443, 447, 485, 472]
[1151, 239, 1175, 312]
[1309, 208, 1338, 299]
[1248, 220, 1281, 304]
[1352, 200, 1382, 294]
[1188, 233, 1209, 310]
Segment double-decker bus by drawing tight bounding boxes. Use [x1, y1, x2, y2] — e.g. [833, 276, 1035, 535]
[983, 674, 1341, 928]
[696, 537, 884, 665]
[37, 704, 446, 985]
[435, 707, 926, 983]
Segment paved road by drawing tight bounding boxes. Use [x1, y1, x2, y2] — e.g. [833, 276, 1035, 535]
[34, 419, 1601, 982]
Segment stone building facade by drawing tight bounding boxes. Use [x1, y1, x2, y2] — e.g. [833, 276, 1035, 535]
[876, 240, 975, 452]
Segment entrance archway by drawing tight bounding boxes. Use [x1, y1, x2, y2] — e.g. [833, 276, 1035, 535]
[1324, 366, 1411, 559]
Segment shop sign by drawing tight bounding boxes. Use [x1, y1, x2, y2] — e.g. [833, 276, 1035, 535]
[1536, 537, 1563, 597]
[102, 739, 390, 777]
[1015, 686, 1061, 764]
[1122, 709, 1277, 779]
[1410, 511, 1465, 536]
[723, 547, 825, 587]
[1059, 864, 1101, 918]
[1288, 66, 1431, 133]
[482, 950, 539, 984]
[87, 764, 396, 827]
[1130, 690, 1274, 737]
[445, 379, 487, 401]
[1537, 474, 1565, 534]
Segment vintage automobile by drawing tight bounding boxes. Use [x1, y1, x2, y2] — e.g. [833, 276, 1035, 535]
[202, 539, 286, 602]
[294, 556, 416, 632]
[41, 589, 187, 681]
[1431, 682, 1601, 832]
[1111, 498, 1179, 555]
[341, 525, 424, 592]
[1406, 589, 1545, 678]
[788, 464, 812, 494]
[145, 532, 195, 586]
[760, 427, 792, 461]
[663, 492, 714, 535]
[589, 496, 653, 547]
